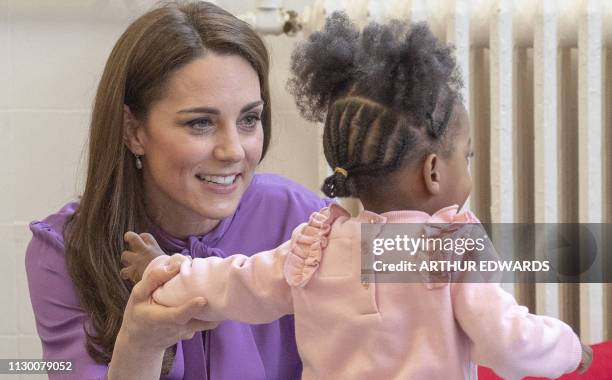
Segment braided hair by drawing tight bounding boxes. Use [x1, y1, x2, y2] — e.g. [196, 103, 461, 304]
[287, 12, 463, 198]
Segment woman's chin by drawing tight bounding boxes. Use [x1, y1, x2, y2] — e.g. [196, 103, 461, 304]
[191, 199, 240, 221]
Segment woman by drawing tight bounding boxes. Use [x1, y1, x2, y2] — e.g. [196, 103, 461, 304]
[25, 2, 329, 379]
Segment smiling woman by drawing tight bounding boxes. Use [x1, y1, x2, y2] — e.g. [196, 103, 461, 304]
[124, 54, 266, 237]
[24, 1, 329, 379]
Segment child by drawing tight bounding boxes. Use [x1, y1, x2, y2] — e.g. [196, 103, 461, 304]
[123, 13, 591, 379]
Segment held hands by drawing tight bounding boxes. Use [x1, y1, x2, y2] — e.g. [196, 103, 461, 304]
[121, 232, 167, 283]
[118, 257, 219, 353]
[118, 231, 217, 344]
[109, 259, 213, 380]
[111, 231, 218, 380]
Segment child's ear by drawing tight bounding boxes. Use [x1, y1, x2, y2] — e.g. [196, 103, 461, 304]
[422, 153, 441, 195]
[123, 105, 146, 155]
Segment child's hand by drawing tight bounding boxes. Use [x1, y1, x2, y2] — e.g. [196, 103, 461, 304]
[121, 232, 166, 284]
[577, 343, 593, 373]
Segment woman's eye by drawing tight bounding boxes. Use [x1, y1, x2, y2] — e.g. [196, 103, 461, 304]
[238, 114, 261, 130]
[186, 118, 214, 132]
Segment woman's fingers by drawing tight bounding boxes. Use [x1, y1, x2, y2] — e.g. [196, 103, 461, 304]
[178, 330, 197, 341]
[130, 253, 190, 302]
[132, 257, 179, 301]
[185, 319, 220, 332]
[170, 297, 208, 325]
[176, 320, 219, 341]
[167, 253, 191, 267]
[171, 298, 219, 340]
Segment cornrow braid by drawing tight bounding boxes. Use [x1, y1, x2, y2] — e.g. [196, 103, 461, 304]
[321, 96, 418, 197]
[288, 13, 463, 198]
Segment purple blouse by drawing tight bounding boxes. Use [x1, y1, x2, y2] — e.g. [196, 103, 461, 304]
[25, 173, 331, 380]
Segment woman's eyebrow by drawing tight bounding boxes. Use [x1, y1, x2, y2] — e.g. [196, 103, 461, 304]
[177, 106, 220, 115]
[240, 100, 264, 112]
[176, 100, 264, 115]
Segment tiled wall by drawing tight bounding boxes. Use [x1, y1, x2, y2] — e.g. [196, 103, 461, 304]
[0, 0, 317, 375]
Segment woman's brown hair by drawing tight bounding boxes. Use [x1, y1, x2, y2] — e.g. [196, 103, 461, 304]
[64, 1, 271, 372]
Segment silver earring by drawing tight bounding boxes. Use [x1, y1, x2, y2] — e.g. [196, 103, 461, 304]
[135, 155, 143, 170]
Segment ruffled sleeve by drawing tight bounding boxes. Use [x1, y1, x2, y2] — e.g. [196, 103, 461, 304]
[26, 211, 111, 379]
[284, 204, 350, 287]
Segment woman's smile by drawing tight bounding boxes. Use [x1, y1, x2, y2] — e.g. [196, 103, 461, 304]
[195, 172, 242, 194]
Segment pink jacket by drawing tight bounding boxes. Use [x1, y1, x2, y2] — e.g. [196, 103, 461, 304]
[151, 204, 582, 380]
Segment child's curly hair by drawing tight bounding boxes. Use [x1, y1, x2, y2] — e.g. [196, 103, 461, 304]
[287, 12, 463, 198]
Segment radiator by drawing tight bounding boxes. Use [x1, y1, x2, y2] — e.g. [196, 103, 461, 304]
[299, 0, 612, 344]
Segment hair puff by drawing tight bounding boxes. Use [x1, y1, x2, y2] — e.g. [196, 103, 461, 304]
[287, 12, 361, 123]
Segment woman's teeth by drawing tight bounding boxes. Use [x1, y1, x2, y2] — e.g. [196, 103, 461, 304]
[197, 174, 237, 185]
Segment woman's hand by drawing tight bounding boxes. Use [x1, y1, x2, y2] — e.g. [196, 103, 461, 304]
[109, 255, 218, 379]
[123, 254, 216, 348]
[120, 232, 166, 283]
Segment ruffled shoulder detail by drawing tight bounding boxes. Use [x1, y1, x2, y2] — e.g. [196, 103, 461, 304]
[29, 201, 79, 253]
[30, 221, 65, 252]
[284, 204, 350, 287]
[418, 207, 482, 290]
[427, 205, 480, 224]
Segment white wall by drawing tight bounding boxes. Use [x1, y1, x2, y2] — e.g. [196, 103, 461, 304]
[0, 0, 317, 373]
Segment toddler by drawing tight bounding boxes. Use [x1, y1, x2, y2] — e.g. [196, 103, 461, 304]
[123, 13, 591, 379]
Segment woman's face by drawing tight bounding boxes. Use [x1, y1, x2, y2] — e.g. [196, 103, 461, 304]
[129, 53, 264, 237]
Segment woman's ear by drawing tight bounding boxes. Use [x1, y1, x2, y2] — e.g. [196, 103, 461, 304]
[422, 153, 441, 195]
[123, 105, 145, 155]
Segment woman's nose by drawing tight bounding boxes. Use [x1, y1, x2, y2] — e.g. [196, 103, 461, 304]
[213, 127, 245, 162]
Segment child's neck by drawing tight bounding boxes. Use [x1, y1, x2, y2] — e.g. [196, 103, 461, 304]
[361, 199, 420, 214]
[360, 197, 441, 216]
[358, 171, 456, 216]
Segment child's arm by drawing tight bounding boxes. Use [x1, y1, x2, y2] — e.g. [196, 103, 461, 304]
[128, 221, 315, 324]
[148, 238, 297, 324]
[451, 282, 583, 379]
[125, 205, 343, 324]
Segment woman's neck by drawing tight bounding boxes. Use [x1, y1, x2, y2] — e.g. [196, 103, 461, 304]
[144, 201, 220, 240]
